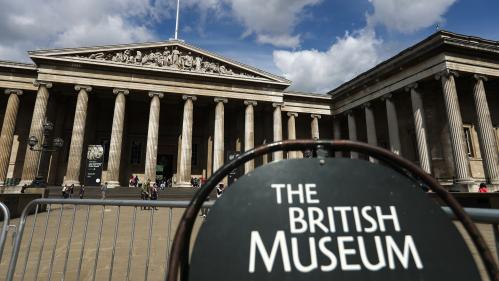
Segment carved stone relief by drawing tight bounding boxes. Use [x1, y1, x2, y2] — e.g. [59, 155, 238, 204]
[72, 46, 259, 78]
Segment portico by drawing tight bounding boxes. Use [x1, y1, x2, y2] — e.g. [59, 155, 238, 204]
[0, 41, 332, 188]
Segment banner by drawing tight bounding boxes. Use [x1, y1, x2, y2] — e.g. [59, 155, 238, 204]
[84, 145, 104, 186]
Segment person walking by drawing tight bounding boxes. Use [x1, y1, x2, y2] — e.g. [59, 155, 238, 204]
[69, 184, 75, 198]
[479, 183, 488, 193]
[141, 182, 149, 210]
[101, 182, 108, 199]
[151, 184, 159, 210]
[62, 185, 68, 199]
[216, 183, 225, 199]
[79, 185, 85, 199]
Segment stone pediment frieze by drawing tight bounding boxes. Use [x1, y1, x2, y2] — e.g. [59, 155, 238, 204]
[28, 41, 291, 85]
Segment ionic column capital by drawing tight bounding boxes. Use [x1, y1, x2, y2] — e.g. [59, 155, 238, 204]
[272, 102, 283, 108]
[473, 74, 488, 82]
[345, 109, 354, 116]
[435, 69, 459, 80]
[182, 95, 197, 101]
[34, 80, 52, 89]
[404, 83, 418, 92]
[149, 92, 164, 98]
[287, 112, 298, 117]
[311, 114, 321, 119]
[4, 89, 23, 96]
[381, 93, 393, 101]
[113, 88, 130, 95]
[244, 100, 257, 106]
[74, 85, 92, 92]
[214, 97, 228, 103]
[361, 102, 372, 109]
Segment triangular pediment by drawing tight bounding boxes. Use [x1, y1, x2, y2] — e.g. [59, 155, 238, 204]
[28, 40, 290, 85]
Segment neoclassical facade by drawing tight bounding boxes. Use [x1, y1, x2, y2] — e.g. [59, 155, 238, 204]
[0, 40, 332, 188]
[329, 31, 499, 191]
[0, 31, 498, 191]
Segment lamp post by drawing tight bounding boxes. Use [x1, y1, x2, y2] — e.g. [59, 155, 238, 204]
[28, 120, 64, 187]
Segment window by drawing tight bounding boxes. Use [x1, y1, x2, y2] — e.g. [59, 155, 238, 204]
[463, 126, 474, 158]
[131, 141, 142, 164]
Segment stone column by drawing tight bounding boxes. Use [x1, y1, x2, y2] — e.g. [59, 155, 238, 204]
[272, 103, 283, 161]
[144, 92, 163, 186]
[364, 103, 377, 163]
[332, 115, 342, 157]
[311, 114, 321, 139]
[213, 98, 227, 173]
[473, 75, 499, 184]
[347, 110, 358, 159]
[406, 83, 432, 174]
[244, 100, 257, 173]
[179, 95, 196, 185]
[383, 94, 401, 155]
[0, 89, 22, 185]
[20, 81, 52, 186]
[436, 71, 472, 183]
[287, 112, 298, 159]
[106, 88, 129, 188]
[63, 85, 92, 186]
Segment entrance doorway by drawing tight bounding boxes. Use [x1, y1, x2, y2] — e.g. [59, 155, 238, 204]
[156, 154, 173, 182]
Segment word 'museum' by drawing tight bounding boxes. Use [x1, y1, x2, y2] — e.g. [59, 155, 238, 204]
[248, 183, 423, 273]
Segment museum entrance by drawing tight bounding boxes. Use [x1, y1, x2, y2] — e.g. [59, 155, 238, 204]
[156, 154, 173, 182]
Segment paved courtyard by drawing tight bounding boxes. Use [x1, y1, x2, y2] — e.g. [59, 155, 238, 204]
[0, 203, 204, 281]
[0, 201, 498, 281]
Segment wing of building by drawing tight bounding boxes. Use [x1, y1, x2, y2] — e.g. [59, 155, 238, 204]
[329, 30, 499, 191]
[0, 31, 498, 191]
[0, 39, 332, 189]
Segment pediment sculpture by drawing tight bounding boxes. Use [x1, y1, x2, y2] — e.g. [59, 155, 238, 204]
[75, 46, 258, 78]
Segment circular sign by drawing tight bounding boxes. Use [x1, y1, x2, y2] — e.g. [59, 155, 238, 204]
[189, 158, 480, 281]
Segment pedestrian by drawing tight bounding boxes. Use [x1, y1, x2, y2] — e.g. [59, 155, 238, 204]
[141, 182, 149, 210]
[200, 192, 210, 218]
[479, 183, 488, 193]
[160, 180, 166, 191]
[216, 183, 225, 198]
[79, 185, 85, 199]
[129, 175, 134, 187]
[151, 184, 159, 210]
[62, 185, 68, 199]
[69, 184, 75, 198]
[134, 175, 139, 187]
[101, 182, 108, 199]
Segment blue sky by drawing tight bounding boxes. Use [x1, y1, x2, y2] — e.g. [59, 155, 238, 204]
[1, 0, 498, 93]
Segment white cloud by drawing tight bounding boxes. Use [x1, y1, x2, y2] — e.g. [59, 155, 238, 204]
[227, 0, 321, 48]
[274, 29, 382, 93]
[273, 0, 458, 93]
[0, 0, 172, 62]
[367, 0, 457, 33]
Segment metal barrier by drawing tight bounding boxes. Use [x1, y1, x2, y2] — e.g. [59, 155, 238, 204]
[0, 201, 10, 264]
[3, 198, 213, 281]
[0, 198, 499, 280]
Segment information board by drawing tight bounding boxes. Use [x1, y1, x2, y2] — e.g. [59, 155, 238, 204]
[189, 158, 480, 281]
[84, 145, 104, 186]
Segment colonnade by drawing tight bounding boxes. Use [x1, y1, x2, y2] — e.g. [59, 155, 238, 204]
[0, 82, 325, 187]
[336, 70, 499, 186]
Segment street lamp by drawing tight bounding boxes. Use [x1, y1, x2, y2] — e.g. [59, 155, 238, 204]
[28, 120, 64, 187]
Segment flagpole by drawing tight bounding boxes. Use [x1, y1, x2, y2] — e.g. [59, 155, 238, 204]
[175, 0, 180, 40]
